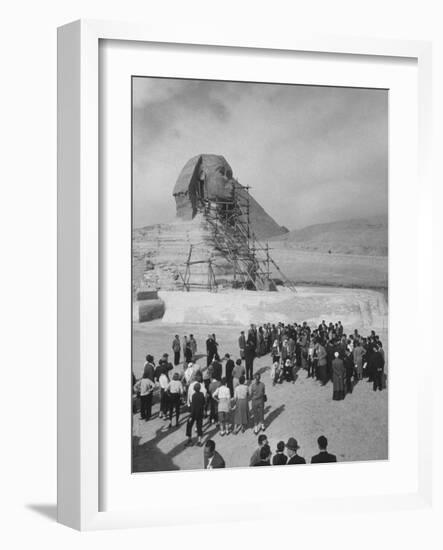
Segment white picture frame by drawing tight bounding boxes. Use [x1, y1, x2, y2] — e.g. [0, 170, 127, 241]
[57, 19, 433, 531]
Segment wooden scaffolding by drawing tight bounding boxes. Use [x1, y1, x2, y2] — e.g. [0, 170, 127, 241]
[178, 182, 296, 292]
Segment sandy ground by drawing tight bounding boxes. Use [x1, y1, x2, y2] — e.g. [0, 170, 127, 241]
[270, 246, 388, 289]
[132, 321, 388, 472]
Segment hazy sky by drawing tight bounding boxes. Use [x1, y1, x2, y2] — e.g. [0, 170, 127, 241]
[133, 77, 388, 230]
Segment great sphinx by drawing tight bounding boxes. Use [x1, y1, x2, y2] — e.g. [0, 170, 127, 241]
[172, 154, 288, 239]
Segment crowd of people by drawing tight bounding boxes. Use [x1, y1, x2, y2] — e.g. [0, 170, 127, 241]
[238, 321, 386, 399]
[133, 320, 386, 463]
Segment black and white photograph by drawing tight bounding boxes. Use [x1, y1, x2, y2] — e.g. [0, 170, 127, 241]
[131, 76, 388, 472]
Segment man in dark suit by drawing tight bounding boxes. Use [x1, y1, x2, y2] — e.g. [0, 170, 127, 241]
[142, 354, 155, 381]
[238, 331, 246, 360]
[244, 337, 256, 381]
[204, 439, 226, 469]
[206, 334, 218, 367]
[224, 353, 235, 396]
[184, 383, 205, 447]
[272, 441, 288, 465]
[311, 435, 337, 463]
[286, 437, 306, 464]
[211, 359, 222, 381]
[371, 346, 385, 391]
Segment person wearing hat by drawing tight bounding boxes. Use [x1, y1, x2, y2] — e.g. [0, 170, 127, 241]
[272, 441, 288, 465]
[184, 382, 205, 447]
[311, 435, 337, 463]
[286, 437, 306, 465]
[332, 351, 345, 400]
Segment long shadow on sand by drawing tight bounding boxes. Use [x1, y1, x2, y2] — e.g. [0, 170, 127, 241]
[263, 404, 285, 430]
[255, 365, 271, 377]
[132, 413, 222, 472]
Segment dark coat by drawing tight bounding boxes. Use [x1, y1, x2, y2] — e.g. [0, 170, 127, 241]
[272, 453, 288, 465]
[238, 334, 246, 349]
[190, 391, 205, 419]
[212, 360, 222, 381]
[225, 359, 235, 381]
[143, 362, 155, 381]
[332, 358, 345, 392]
[204, 450, 225, 469]
[206, 338, 218, 355]
[287, 454, 306, 465]
[311, 451, 337, 463]
[371, 351, 385, 373]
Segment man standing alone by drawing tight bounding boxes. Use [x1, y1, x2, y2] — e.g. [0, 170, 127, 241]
[172, 335, 181, 366]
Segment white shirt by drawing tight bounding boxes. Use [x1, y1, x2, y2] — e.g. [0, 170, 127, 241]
[138, 378, 155, 397]
[159, 373, 169, 390]
[184, 367, 194, 384]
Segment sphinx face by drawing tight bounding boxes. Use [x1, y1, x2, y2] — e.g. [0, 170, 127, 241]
[203, 163, 235, 202]
[174, 154, 237, 219]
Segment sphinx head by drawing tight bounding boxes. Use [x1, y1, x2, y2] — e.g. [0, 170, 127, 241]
[173, 154, 236, 219]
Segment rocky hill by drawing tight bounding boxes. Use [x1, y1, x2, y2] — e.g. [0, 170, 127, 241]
[270, 216, 388, 256]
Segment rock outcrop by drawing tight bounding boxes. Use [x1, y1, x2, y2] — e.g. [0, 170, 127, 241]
[133, 214, 233, 294]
